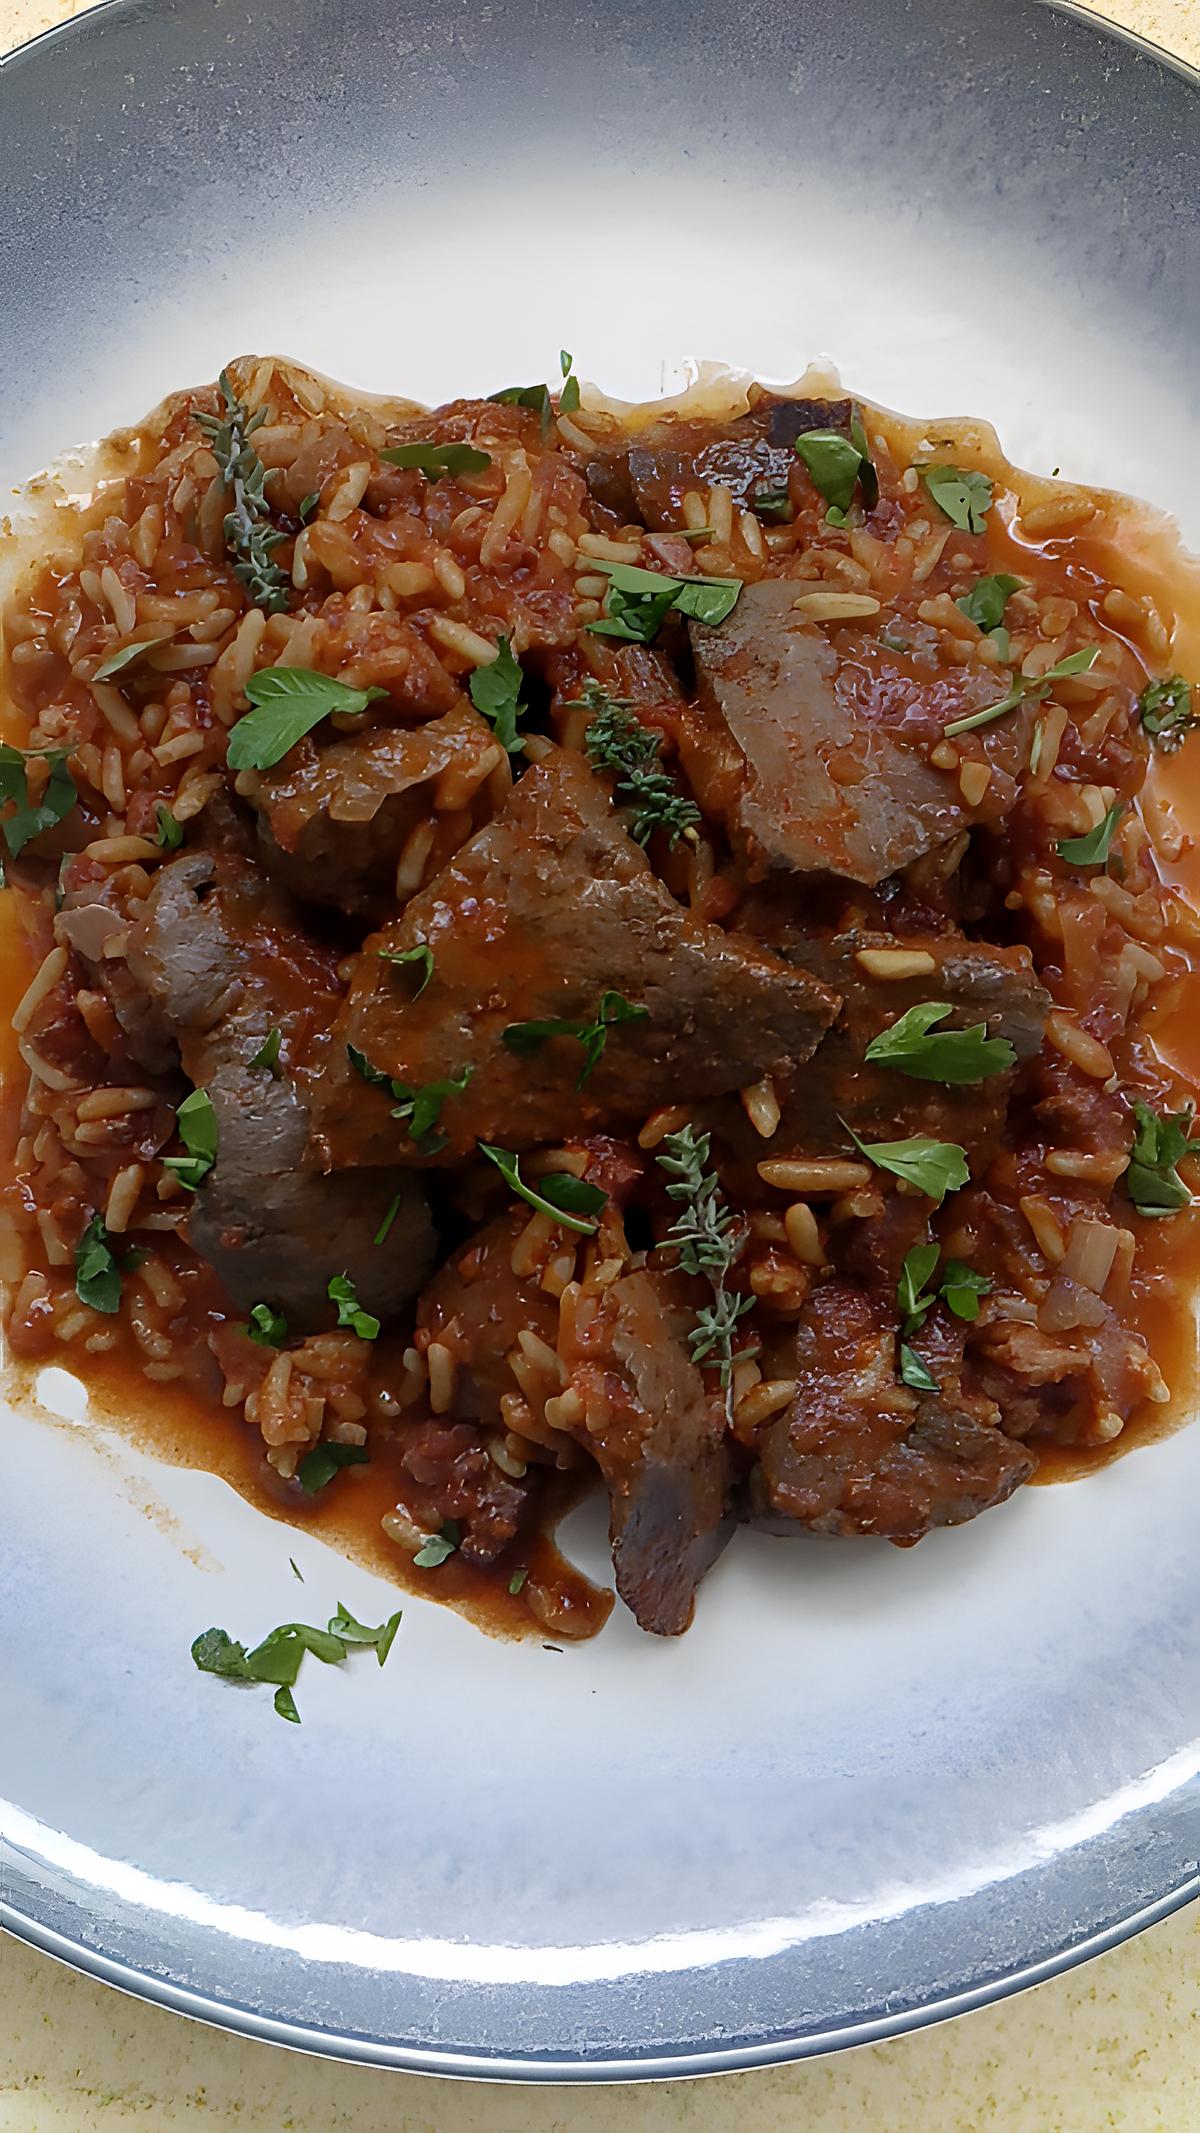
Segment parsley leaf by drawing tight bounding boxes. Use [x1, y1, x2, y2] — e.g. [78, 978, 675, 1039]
[1126, 1100, 1197, 1217]
[467, 636, 527, 754]
[162, 1087, 217, 1190]
[750, 483, 792, 522]
[579, 682, 701, 847]
[380, 440, 492, 479]
[488, 381, 553, 433]
[247, 1302, 288, 1346]
[559, 349, 581, 414]
[502, 988, 648, 1087]
[155, 804, 184, 850]
[1138, 676, 1198, 752]
[327, 1601, 402, 1663]
[865, 1001, 1016, 1083]
[75, 1214, 123, 1314]
[794, 416, 876, 518]
[956, 574, 1022, 634]
[377, 941, 434, 996]
[940, 1260, 992, 1321]
[297, 491, 321, 525]
[194, 370, 290, 613]
[347, 1047, 473, 1156]
[374, 1193, 402, 1246]
[326, 1274, 380, 1341]
[478, 1143, 606, 1234]
[898, 1342, 939, 1393]
[897, 1242, 940, 1334]
[585, 558, 741, 644]
[192, 1600, 400, 1722]
[227, 667, 387, 772]
[1057, 805, 1123, 868]
[508, 1568, 528, 1596]
[413, 1521, 460, 1569]
[248, 1026, 282, 1072]
[0, 744, 78, 863]
[920, 465, 994, 534]
[296, 1440, 370, 1492]
[93, 636, 171, 681]
[944, 645, 1101, 739]
[844, 1123, 970, 1205]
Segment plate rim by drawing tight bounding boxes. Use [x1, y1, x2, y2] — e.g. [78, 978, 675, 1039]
[1, 0, 1198, 2082]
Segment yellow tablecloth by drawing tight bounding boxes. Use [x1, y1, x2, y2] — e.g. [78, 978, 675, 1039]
[2, 0, 1198, 2123]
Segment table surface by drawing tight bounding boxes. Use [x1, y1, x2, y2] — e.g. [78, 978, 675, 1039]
[2, 0, 1198, 2124]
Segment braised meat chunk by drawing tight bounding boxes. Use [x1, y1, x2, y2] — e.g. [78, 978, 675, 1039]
[578, 398, 853, 527]
[313, 748, 838, 1166]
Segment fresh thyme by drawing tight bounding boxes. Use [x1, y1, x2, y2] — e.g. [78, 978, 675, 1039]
[578, 682, 701, 848]
[655, 1125, 756, 1388]
[195, 370, 290, 614]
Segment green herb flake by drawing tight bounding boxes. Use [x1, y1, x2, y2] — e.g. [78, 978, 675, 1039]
[349, 1045, 473, 1156]
[1138, 676, 1198, 752]
[865, 1001, 1017, 1083]
[374, 1193, 402, 1246]
[585, 557, 741, 644]
[898, 1342, 940, 1393]
[413, 1521, 460, 1569]
[467, 636, 527, 755]
[247, 1302, 288, 1347]
[380, 440, 492, 480]
[155, 804, 184, 850]
[1126, 1099, 1197, 1217]
[579, 681, 701, 848]
[296, 1440, 371, 1493]
[750, 483, 792, 522]
[194, 370, 290, 613]
[192, 1599, 401, 1723]
[508, 1568, 528, 1596]
[956, 574, 1022, 634]
[377, 941, 435, 996]
[273, 1685, 301, 1723]
[0, 744, 78, 863]
[478, 1143, 606, 1234]
[328, 1600, 402, 1664]
[502, 988, 648, 1087]
[655, 1124, 755, 1387]
[939, 1260, 993, 1322]
[227, 667, 387, 772]
[488, 381, 553, 433]
[74, 1213, 123, 1315]
[297, 491, 321, 525]
[248, 1026, 282, 1073]
[944, 645, 1101, 740]
[844, 1122, 970, 1205]
[897, 1242, 941, 1335]
[289, 1557, 304, 1581]
[558, 350, 582, 414]
[920, 465, 994, 535]
[1057, 805, 1123, 869]
[879, 627, 913, 654]
[93, 636, 171, 682]
[326, 1274, 381, 1342]
[162, 1086, 217, 1191]
[794, 425, 874, 518]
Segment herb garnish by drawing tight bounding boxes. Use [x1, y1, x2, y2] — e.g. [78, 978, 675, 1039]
[1126, 1100, 1197, 1217]
[467, 636, 527, 755]
[559, 349, 581, 414]
[162, 1087, 217, 1190]
[579, 682, 701, 847]
[192, 1600, 401, 1723]
[93, 636, 171, 682]
[939, 1260, 992, 1321]
[414, 1521, 460, 1569]
[844, 1123, 969, 1205]
[248, 1026, 282, 1073]
[374, 1193, 402, 1246]
[327, 1274, 380, 1341]
[655, 1125, 756, 1388]
[750, 483, 792, 522]
[74, 1215, 124, 1314]
[380, 440, 492, 480]
[479, 1143, 607, 1233]
[508, 1568, 528, 1596]
[794, 411, 878, 521]
[899, 1343, 939, 1393]
[226, 667, 387, 772]
[1138, 676, 1198, 752]
[502, 989, 649, 1088]
[378, 941, 435, 996]
[155, 804, 184, 850]
[247, 1302, 288, 1346]
[194, 370, 290, 613]
[920, 465, 993, 535]
[897, 1243, 991, 1335]
[585, 558, 742, 644]
[347, 1045, 474, 1155]
[0, 744, 77, 866]
[943, 646, 1100, 740]
[297, 1440, 371, 1492]
[488, 380, 553, 433]
[1057, 805, 1123, 868]
[297, 491, 320, 525]
[956, 573, 1022, 635]
[865, 1002, 1016, 1083]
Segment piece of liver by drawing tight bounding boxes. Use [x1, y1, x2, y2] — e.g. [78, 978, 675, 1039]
[579, 398, 853, 526]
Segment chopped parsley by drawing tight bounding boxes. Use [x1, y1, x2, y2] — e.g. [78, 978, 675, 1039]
[347, 1045, 473, 1156]
[248, 1026, 282, 1072]
[413, 1521, 460, 1569]
[377, 941, 435, 996]
[194, 370, 290, 613]
[296, 1440, 370, 1493]
[944, 645, 1100, 740]
[750, 483, 792, 522]
[956, 573, 1022, 634]
[155, 804, 184, 850]
[488, 380, 553, 433]
[585, 558, 741, 644]
[227, 667, 387, 772]
[502, 988, 648, 1087]
[897, 1242, 940, 1335]
[920, 465, 994, 535]
[508, 1568, 528, 1596]
[379, 440, 492, 479]
[327, 1273, 380, 1341]
[374, 1193, 402, 1246]
[865, 1002, 1016, 1083]
[478, 1143, 607, 1234]
[93, 636, 171, 681]
[559, 349, 581, 414]
[1138, 676, 1198, 752]
[895, 1243, 991, 1389]
[1126, 1100, 1197, 1217]
[247, 1303, 288, 1346]
[162, 1087, 217, 1191]
[74, 1214, 124, 1314]
[844, 1123, 969, 1205]
[579, 682, 701, 847]
[0, 744, 77, 866]
[297, 491, 321, 525]
[794, 412, 878, 520]
[655, 1124, 756, 1388]
[1057, 805, 1123, 868]
[940, 1260, 992, 1321]
[467, 636, 527, 755]
[898, 1343, 939, 1393]
[191, 1600, 401, 1723]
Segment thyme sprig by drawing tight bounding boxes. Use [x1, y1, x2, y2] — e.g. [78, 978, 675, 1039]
[195, 370, 290, 614]
[656, 1125, 756, 1389]
[577, 682, 701, 848]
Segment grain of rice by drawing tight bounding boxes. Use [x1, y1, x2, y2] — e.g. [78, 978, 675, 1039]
[1021, 490, 1097, 535]
[104, 1163, 145, 1234]
[131, 504, 164, 569]
[758, 1157, 872, 1193]
[83, 1329, 119, 1352]
[637, 1105, 689, 1149]
[151, 729, 206, 765]
[100, 565, 137, 636]
[55, 1308, 94, 1343]
[517, 1327, 565, 1385]
[959, 759, 992, 806]
[394, 819, 436, 898]
[1044, 1149, 1129, 1184]
[740, 511, 766, 558]
[11, 945, 67, 1034]
[1092, 1411, 1125, 1443]
[1061, 1217, 1119, 1294]
[544, 1387, 585, 1431]
[138, 1255, 182, 1311]
[555, 412, 597, 453]
[730, 1356, 762, 1407]
[427, 614, 500, 667]
[489, 1436, 528, 1478]
[574, 573, 609, 599]
[36, 1209, 71, 1267]
[479, 453, 532, 567]
[930, 741, 960, 771]
[854, 947, 937, 980]
[740, 1077, 781, 1139]
[433, 551, 468, 601]
[735, 1378, 798, 1429]
[100, 743, 126, 810]
[577, 532, 643, 564]
[0, 1214, 25, 1285]
[784, 1201, 824, 1265]
[539, 1250, 577, 1299]
[911, 527, 952, 583]
[1020, 1195, 1066, 1264]
[210, 606, 268, 724]
[511, 1210, 557, 1277]
[545, 528, 577, 566]
[426, 1340, 457, 1413]
[89, 681, 142, 742]
[1044, 1009, 1115, 1080]
[1089, 874, 1164, 942]
[791, 591, 881, 621]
